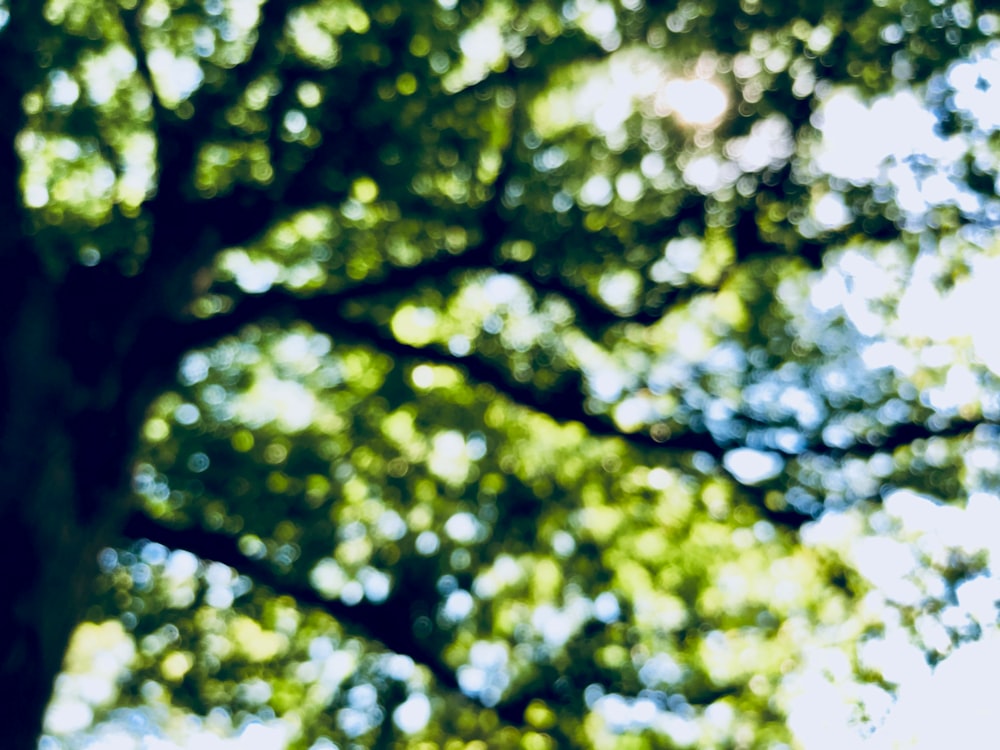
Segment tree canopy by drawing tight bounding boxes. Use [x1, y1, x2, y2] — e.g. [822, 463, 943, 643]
[3, 0, 1000, 748]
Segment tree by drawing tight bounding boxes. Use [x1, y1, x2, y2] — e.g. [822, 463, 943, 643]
[3, 0, 998, 747]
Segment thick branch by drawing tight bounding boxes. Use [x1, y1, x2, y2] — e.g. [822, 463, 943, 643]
[147, 278, 1000, 534]
[337, 311, 735, 456]
[121, 511, 529, 726]
[822, 415, 997, 459]
[118, 6, 160, 120]
[153, 286, 733, 462]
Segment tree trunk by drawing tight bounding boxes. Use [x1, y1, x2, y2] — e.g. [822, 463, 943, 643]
[0, 256, 143, 747]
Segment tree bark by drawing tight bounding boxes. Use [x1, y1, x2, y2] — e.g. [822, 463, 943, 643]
[0, 254, 148, 747]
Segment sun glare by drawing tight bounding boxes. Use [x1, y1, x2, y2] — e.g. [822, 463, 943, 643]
[532, 51, 731, 138]
[656, 78, 729, 126]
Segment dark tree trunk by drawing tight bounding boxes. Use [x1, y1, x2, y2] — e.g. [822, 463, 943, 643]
[0, 6, 88, 726]
[0, 254, 157, 746]
[0, 10, 164, 733]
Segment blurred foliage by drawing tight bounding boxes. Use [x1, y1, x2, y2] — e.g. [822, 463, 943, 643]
[14, 0, 1000, 747]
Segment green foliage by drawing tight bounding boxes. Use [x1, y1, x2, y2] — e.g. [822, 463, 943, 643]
[11, 0, 1000, 748]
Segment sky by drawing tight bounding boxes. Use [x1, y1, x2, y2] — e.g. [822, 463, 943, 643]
[779, 43, 1000, 750]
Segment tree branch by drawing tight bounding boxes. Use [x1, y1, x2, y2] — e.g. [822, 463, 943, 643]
[121, 510, 530, 726]
[822, 415, 997, 459]
[118, 5, 160, 118]
[143, 269, 1000, 535]
[146, 285, 733, 462]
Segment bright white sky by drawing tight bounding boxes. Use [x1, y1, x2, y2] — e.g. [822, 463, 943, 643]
[783, 47, 1000, 750]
